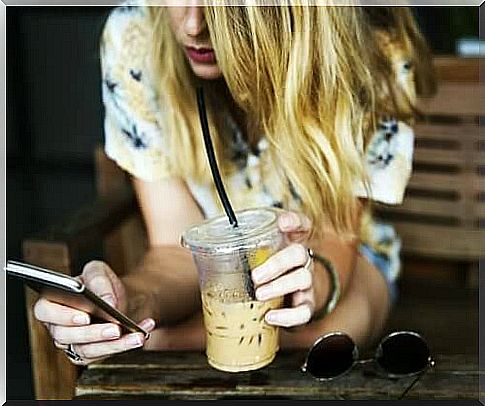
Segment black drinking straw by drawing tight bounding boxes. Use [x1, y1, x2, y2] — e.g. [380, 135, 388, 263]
[196, 86, 255, 299]
[196, 86, 239, 228]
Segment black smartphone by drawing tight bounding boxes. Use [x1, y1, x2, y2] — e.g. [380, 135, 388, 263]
[4, 260, 149, 339]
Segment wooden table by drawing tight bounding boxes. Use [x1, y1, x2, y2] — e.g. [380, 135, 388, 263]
[75, 350, 481, 400]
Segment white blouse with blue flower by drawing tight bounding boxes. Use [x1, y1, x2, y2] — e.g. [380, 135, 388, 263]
[100, 3, 417, 302]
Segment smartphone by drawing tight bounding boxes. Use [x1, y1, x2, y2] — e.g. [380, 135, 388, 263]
[4, 260, 149, 339]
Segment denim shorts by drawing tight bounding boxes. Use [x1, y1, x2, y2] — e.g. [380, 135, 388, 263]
[358, 222, 401, 304]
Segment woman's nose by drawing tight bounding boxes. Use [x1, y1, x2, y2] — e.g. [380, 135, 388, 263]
[184, 6, 207, 38]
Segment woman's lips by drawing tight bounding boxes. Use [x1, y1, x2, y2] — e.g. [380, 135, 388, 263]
[185, 47, 216, 64]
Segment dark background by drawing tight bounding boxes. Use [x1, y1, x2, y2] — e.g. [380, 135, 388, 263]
[6, 6, 480, 399]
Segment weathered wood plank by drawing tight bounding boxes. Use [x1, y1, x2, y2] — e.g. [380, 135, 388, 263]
[477, 202, 485, 218]
[95, 145, 128, 197]
[433, 56, 479, 83]
[103, 214, 147, 277]
[88, 349, 209, 370]
[417, 83, 484, 116]
[407, 172, 482, 193]
[75, 352, 479, 400]
[95, 146, 146, 277]
[76, 351, 411, 400]
[23, 241, 79, 400]
[414, 123, 479, 142]
[391, 223, 483, 260]
[379, 197, 462, 218]
[402, 369, 481, 399]
[413, 149, 484, 166]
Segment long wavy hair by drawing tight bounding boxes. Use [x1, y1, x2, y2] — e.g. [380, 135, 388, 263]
[148, 5, 434, 237]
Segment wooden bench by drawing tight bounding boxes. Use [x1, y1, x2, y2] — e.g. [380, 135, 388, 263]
[21, 56, 482, 399]
[375, 56, 483, 282]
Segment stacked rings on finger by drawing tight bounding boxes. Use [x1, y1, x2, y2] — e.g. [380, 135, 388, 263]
[63, 344, 84, 363]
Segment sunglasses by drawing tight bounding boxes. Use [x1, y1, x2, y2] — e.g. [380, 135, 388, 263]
[301, 331, 434, 381]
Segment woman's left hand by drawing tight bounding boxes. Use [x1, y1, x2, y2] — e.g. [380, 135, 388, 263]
[251, 211, 323, 328]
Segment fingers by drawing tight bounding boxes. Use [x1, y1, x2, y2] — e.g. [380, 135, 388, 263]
[138, 318, 157, 334]
[278, 211, 312, 234]
[48, 323, 121, 345]
[255, 266, 312, 301]
[265, 301, 313, 328]
[252, 243, 309, 285]
[32, 260, 155, 365]
[82, 261, 118, 307]
[72, 332, 146, 360]
[53, 338, 69, 351]
[46, 316, 156, 365]
[51, 318, 156, 346]
[34, 298, 90, 326]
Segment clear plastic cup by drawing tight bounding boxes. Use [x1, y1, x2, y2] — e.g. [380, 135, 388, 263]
[181, 207, 285, 372]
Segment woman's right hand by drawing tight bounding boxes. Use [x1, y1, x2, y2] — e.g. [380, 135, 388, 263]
[33, 260, 156, 365]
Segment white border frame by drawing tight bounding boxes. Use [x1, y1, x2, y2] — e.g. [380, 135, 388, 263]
[1, 1, 6, 403]
[0, 1, 482, 403]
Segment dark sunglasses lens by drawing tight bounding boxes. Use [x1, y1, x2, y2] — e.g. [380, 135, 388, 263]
[305, 334, 356, 379]
[376, 332, 430, 376]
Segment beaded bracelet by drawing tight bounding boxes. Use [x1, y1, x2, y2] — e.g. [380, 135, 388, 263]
[309, 251, 341, 321]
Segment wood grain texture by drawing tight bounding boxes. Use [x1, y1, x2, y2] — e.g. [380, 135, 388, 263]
[381, 197, 462, 218]
[21, 156, 140, 399]
[75, 351, 480, 400]
[413, 149, 482, 166]
[417, 83, 483, 116]
[433, 56, 479, 83]
[102, 214, 147, 277]
[95, 145, 128, 197]
[414, 123, 479, 142]
[391, 223, 482, 260]
[384, 273, 478, 355]
[95, 146, 147, 276]
[22, 241, 79, 400]
[402, 356, 480, 400]
[377, 57, 483, 261]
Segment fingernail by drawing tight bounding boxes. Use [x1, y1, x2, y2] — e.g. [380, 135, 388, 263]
[127, 333, 143, 347]
[72, 314, 89, 325]
[140, 318, 156, 331]
[252, 266, 267, 284]
[102, 325, 120, 339]
[265, 312, 277, 323]
[252, 269, 262, 284]
[280, 214, 292, 229]
[256, 286, 270, 301]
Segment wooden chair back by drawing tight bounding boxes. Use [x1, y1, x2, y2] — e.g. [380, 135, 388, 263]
[94, 147, 147, 276]
[22, 147, 144, 399]
[376, 57, 483, 261]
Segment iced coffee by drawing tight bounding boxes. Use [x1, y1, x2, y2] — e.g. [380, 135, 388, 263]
[181, 208, 284, 372]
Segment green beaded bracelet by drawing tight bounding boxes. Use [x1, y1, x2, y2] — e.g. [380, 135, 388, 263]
[310, 251, 341, 321]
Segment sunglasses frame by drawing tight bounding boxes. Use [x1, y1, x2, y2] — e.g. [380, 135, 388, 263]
[301, 330, 434, 382]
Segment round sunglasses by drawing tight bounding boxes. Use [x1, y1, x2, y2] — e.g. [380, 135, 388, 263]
[301, 331, 435, 380]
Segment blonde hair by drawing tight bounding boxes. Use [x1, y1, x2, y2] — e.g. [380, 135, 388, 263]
[149, 6, 432, 238]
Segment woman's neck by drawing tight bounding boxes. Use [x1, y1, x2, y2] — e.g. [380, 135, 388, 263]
[210, 80, 260, 152]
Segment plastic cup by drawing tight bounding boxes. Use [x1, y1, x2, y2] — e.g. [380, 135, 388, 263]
[181, 207, 285, 372]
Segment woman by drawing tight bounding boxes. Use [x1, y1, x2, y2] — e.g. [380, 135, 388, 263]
[33, 3, 435, 365]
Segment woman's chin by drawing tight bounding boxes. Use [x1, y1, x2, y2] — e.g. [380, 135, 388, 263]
[190, 62, 222, 81]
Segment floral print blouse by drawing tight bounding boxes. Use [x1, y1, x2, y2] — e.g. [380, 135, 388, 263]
[100, 3, 416, 294]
